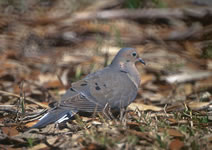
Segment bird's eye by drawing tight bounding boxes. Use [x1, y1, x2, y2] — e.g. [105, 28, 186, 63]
[132, 52, 137, 57]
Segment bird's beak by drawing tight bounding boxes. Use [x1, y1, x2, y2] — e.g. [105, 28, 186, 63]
[137, 58, 146, 65]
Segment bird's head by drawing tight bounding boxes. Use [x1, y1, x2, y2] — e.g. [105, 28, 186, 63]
[111, 48, 145, 67]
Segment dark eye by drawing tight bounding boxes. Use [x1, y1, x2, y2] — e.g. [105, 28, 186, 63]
[132, 52, 137, 57]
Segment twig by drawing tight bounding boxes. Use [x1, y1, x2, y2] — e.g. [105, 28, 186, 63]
[0, 105, 17, 113]
[164, 71, 212, 83]
[57, 74, 67, 89]
[0, 90, 48, 108]
[149, 113, 174, 117]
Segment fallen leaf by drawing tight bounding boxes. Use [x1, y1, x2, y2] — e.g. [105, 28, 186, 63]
[44, 80, 63, 89]
[167, 118, 177, 123]
[127, 122, 140, 130]
[167, 118, 188, 125]
[2, 126, 19, 136]
[159, 128, 184, 137]
[128, 103, 162, 111]
[82, 143, 103, 150]
[127, 129, 153, 142]
[169, 139, 184, 150]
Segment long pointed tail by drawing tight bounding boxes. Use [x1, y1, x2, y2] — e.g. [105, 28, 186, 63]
[31, 108, 76, 128]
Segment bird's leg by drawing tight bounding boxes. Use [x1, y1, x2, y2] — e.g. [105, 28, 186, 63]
[108, 106, 115, 120]
[119, 107, 126, 122]
[92, 104, 98, 119]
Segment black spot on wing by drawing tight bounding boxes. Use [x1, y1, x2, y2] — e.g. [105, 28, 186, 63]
[120, 70, 128, 73]
[94, 82, 101, 91]
[80, 83, 87, 86]
[70, 88, 75, 91]
[95, 86, 101, 90]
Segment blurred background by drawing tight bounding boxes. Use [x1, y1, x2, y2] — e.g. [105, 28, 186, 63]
[0, 0, 211, 106]
[0, 0, 212, 149]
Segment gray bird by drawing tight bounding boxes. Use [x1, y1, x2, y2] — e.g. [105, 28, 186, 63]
[32, 48, 145, 128]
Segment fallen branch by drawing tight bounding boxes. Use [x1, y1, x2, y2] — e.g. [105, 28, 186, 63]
[62, 7, 212, 24]
[23, 7, 212, 26]
[164, 71, 212, 83]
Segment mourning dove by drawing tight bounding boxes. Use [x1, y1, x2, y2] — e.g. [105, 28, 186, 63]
[32, 48, 145, 128]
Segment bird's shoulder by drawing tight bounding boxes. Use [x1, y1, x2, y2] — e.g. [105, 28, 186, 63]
[72, 67, 131, 90]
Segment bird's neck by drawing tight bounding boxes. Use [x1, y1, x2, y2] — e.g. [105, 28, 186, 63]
[111, 62, 140, 88]
[126, 63, 141, 88]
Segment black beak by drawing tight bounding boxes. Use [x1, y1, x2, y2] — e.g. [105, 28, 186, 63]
[138, 58, 146, 65]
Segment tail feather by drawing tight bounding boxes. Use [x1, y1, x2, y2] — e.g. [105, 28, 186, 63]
[31, 108, 76, 128]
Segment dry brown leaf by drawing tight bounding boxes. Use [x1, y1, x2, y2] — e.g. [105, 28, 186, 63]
[128, 103, 162, 111]
[127, 122, 140, 127]
[81, 143, 103, 150]
[167, 118, 188, 125]
[167, 118, 178, 123]
[127, 122, 140, 130]
[44, 80, 63, 89]
[2, 126, 19, 136]
[159, 128, 184, 137]
[168, 129, 184, 137]
[169, 139, 184, 150]
[127, 129, 153, 142]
